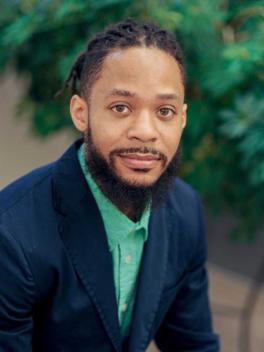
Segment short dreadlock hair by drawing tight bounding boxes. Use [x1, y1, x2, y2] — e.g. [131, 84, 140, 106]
[56, 18, 186, 98]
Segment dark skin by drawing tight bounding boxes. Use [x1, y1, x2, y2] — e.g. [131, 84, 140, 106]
[70, 46, 187, 219]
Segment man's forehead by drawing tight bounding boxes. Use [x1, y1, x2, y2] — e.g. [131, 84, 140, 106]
[102, 46, 182, 78]
[106, 88, 180, 101]
[91, 47, 185, 99]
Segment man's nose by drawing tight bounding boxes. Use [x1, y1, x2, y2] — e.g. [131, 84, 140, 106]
[127, 111, 158, 142]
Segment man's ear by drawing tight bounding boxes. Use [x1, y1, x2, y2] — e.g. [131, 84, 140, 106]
[70, 95, 88, 132]
[181, 103, 187, 129]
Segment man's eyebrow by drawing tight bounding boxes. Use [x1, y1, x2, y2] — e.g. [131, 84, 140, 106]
[108, 89, 136, 97]
[156, 93, 179, 100]
[107, 89, 179, 100]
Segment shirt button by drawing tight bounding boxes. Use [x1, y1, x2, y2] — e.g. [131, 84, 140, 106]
[121, 303, 128, 312]
[124, 255, 132, 264]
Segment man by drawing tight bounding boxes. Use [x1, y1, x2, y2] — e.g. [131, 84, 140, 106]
[0, 19, 219, 351]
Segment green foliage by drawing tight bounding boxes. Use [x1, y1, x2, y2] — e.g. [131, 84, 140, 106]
[0, 0, 263, 239]
[220, 95, 264, 185]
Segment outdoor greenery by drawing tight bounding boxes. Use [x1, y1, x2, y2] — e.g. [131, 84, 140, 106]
[0, 0, 263, 239]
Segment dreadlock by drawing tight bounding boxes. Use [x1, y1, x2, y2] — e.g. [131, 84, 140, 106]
[56, 18, 186, 98]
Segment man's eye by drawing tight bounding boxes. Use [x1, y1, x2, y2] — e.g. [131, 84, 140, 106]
[111, 105, 130, 113]
[158, 107, 176, 118]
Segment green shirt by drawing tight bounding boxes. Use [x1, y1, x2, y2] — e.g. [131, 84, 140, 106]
[78, 144, 150, 337]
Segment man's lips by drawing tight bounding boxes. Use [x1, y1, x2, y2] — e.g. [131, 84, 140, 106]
[117, 153, 161, 169]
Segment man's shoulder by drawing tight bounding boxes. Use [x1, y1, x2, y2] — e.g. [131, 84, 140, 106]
[163, 179, 207, 262]
[172, 177, 197, 196]
[162, 178, 205, 237]
[0, 163, 54, 217]
[167, 177, 201, 210]
[0, 140, 81, 218]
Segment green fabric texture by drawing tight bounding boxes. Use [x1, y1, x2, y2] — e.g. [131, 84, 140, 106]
[77, 144, 150, 337]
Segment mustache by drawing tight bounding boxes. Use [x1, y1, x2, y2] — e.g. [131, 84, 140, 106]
[110, 147, 167, 161]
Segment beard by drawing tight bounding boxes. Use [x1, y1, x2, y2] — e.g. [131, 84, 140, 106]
[83, 129, 181, 221]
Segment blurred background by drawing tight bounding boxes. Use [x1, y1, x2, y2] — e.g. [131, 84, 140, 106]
[0, 1, 263, 351]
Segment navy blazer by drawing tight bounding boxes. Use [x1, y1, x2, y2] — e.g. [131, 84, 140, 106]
[0, 140, 219, 351]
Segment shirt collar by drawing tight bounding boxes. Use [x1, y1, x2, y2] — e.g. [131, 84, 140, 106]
[77, 144, 150, 251]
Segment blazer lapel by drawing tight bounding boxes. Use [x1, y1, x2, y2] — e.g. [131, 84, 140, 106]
[53, 141, 122, 352]
[127, 203, 170, 352]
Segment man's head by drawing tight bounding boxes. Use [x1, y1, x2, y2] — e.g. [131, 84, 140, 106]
[60, 18, 187, 218]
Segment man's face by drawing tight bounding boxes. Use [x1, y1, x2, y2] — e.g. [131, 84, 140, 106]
[84, 46, 187, 188]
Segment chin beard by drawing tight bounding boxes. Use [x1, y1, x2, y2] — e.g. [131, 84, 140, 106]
[83, 130, 181, 221]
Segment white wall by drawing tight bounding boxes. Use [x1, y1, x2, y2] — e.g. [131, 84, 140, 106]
[0, 71, 74, 190]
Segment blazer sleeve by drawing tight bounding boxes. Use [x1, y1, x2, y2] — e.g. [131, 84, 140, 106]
[0, 225, 35, 351]
[154, 193, 220, 352]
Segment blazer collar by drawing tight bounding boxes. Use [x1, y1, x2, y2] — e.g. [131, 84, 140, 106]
[53, 140, 122, 352]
